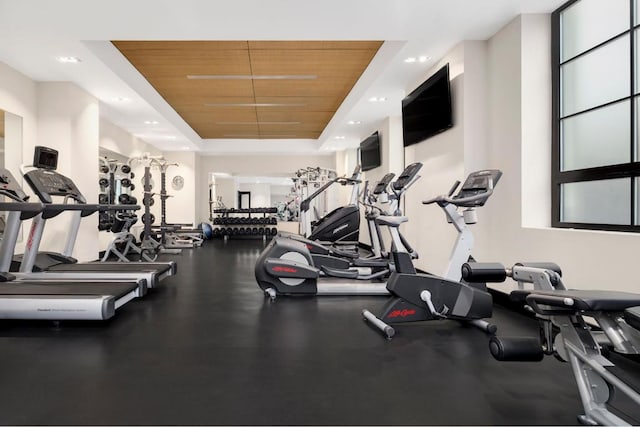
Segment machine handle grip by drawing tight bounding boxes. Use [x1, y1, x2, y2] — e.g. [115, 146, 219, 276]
[447, 180, 461, 197]
[461, 262, 507, 283]
[447, 188, 495, 206]
[525, 294, 576, 315]
[515, 262, 562, 277]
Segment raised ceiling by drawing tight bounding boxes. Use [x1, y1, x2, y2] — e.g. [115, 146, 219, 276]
[112, 41, 383, 140]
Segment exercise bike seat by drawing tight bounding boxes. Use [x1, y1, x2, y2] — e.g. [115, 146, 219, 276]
[625, 306, 640, 330]
[511, 289, 640, 312]
[376, 216, 408, 227]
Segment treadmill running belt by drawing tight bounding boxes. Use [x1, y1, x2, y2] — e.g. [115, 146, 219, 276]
[49, 263, 172, 275]
[0, 282, 138, 298]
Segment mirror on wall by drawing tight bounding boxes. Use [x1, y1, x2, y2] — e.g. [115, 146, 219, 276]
[208, 174, 298, 221]
[208, 171, 341, 224]
[0, 108, 24, 241]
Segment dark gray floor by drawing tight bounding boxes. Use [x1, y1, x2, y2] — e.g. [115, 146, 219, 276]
[0, 239, 620, 425]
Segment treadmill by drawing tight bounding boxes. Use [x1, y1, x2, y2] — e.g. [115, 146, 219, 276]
[0, 170, 142, 320]
[14, 146, 176, 287]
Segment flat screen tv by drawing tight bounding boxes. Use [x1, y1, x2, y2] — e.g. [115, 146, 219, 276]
[402, 63, 453, 147]
[360, 131, 381, 172]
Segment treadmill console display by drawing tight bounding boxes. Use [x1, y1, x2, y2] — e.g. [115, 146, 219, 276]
[33, 146, 58, 170]
[0, 168, 29, 202]
[453, 169, 502, 207]
[392, 162, 423, 191]
[373, 173, 395, 195]
[23, 169, 86, 204]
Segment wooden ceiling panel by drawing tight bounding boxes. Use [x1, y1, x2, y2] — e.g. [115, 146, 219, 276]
[112, 40, 382, 140]
[152, 78, 255, 99]
[252, 79, 352, 98]
[256, 110, 333, 124]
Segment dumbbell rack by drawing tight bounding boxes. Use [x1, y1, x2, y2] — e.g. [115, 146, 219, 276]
[211, 208, 278, 240]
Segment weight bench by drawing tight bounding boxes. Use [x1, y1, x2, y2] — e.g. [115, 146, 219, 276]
[493, 283, 640, 425]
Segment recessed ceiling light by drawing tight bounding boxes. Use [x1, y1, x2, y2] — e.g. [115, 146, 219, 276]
[56, 56, 81, 63]
[347, 120, 361, 125]
[166, 136, 177, 140]
[404, 57, 417, 63]
[419, 56, 431, 63]
[368, 97, 387, 102]
[181, 146, 190, 150]
[111, 96, 131, 103]
[334, 136, 346, 140]
[144, 120, 159, 125]
[187, 75, 317, 80]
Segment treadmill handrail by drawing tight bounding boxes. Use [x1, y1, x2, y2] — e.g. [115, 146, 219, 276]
[0, 202, 44, 220]
[41, 203, 100, 219]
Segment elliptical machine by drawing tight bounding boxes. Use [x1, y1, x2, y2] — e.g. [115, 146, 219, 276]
[298, 165, 362, 244]
[362, 169, 502, 338]
[280, 171, 410, 276]
[255, 163, 423, 299]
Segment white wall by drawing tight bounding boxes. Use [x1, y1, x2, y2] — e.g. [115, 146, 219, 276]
[0, 62, 38, 254]
[404, 42, 468, 274]
[238, 183, 271, 208]
[477, 14, 640, 294]
[399, 14, 640, 296]
[36, 82, 100, 262]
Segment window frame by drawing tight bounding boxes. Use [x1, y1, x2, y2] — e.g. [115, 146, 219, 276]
[551, 0, 640, 232]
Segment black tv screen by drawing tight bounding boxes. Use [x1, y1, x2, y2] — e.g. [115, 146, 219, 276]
[360, 131, 381, 172]
[402, 63, 453, 146]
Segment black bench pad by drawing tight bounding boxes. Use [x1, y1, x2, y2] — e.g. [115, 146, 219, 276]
[625, 306, 640, 330]
[511, 289, 640, 312]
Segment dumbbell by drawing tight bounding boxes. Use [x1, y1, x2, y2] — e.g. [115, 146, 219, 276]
[118, 194, 131, 204]
[121, 178, 132, 188]
[271, 228, 278, 235]
[130, 172, 135, 179]
[100, 165, 110, 174]
[129, 184, 136, 191]
[144, 195, 155, 207]
[251, 227, 258, 235]
[120, 164, 131, 174]
[128, 196, 137, 205]
[99, 178, 109, 188]
[99, 193, 109, 204]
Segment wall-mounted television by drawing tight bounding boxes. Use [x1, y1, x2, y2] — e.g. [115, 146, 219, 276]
[359, 131, 381, 172]
[402, 63, 453, 147]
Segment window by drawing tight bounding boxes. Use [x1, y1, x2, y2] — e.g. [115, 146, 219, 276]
[552, 0, 640, 231]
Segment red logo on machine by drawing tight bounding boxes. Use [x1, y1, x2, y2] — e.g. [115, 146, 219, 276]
[272, 266, 298, 273]
[387, 309, 416, 318]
